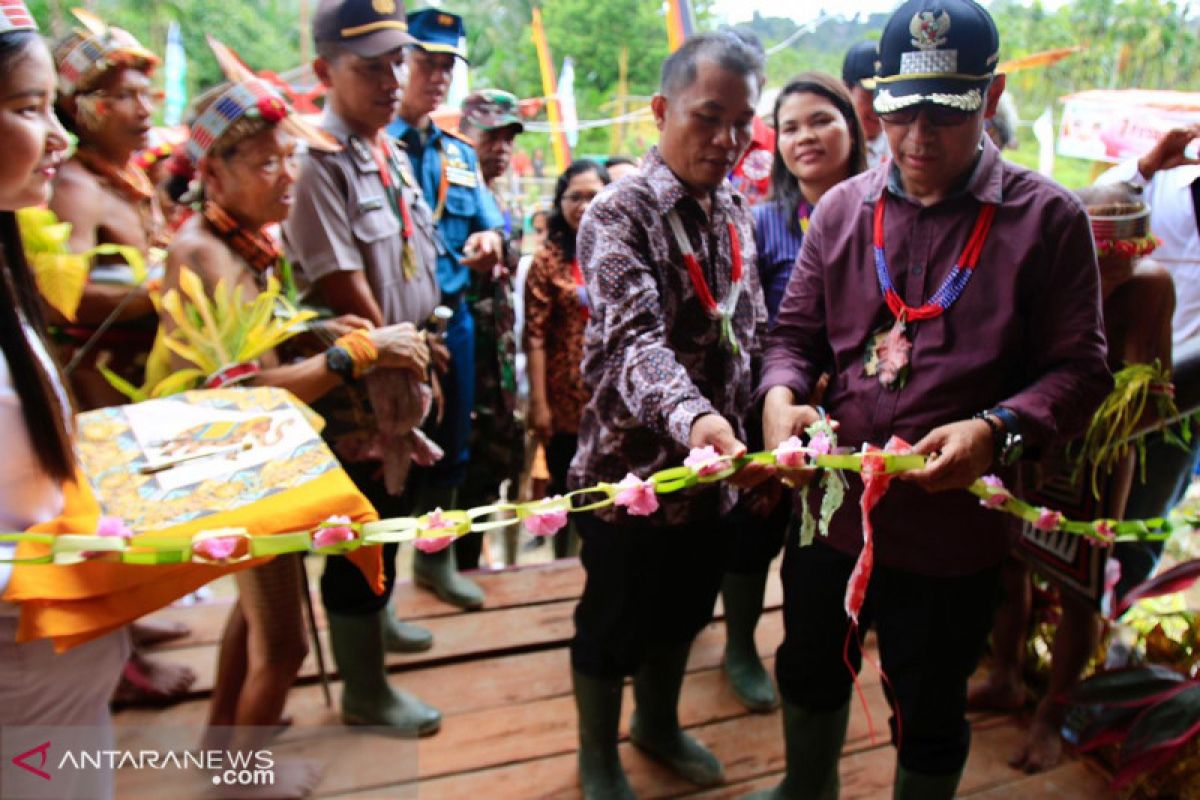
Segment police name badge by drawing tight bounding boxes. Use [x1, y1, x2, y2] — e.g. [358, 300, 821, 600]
[446, 166, 478, 187]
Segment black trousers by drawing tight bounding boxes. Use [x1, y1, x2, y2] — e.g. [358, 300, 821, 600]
[776, 541, 1001, 775]
[546, 433, 579, 559]
[571, 510, 728, 679]
[724, 497, 790, 574]
[320, 461, 409, 616]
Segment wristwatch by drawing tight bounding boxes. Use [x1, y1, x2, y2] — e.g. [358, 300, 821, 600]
[973, 406, 1024, 466]
[325, 346, 357, 384]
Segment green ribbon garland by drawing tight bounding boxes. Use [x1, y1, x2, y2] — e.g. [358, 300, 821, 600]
[0, 450, 1190, 566]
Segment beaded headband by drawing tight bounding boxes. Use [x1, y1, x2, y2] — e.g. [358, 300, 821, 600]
[0, 0, 37, 34]
[186, 79, 290, 165]
[54, 9, 158, 96]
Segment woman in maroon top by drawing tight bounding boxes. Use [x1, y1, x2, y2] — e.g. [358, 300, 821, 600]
[524, 159, 609, 557]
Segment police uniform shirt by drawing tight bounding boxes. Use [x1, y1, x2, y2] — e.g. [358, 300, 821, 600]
[387, 116, 504, 299]
[283, 109, 440, 328]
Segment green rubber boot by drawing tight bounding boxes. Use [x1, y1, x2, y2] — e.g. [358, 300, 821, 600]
[630, 640, 724, 787]
[572, 669, 636, 800]
[383, 598, 433, 653]
[745, 697, 849, 799]
[413, 486, 485, 610]
[413, 544, 485, 609]
[893, 764, 963, 800]
[721, 571, 779, 712]
[327, 609, 441, 736]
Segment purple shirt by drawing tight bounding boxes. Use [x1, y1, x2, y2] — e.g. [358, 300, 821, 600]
[759, 138, 1111, 575]
[752, 200, 805, 326]
[569, 147, 768, 525]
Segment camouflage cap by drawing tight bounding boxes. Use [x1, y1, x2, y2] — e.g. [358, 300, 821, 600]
[461, 89, 524, 134]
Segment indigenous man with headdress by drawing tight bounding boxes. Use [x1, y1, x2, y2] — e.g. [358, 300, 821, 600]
[47, 10, 203, 707]
[755, 1, 1111, 796]
[49, 11, 162, 411]
[163, 59, 439, 788]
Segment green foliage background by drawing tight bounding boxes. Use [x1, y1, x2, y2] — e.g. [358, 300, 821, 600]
[26, 0, 1200, 184]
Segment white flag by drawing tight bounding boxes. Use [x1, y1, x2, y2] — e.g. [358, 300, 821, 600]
[163, 21, 187, 127]
[1033, 106, 1055, 178]
[558, 57, 578, 148]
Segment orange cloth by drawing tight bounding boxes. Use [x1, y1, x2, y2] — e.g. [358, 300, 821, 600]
[3, 467, 382, 651]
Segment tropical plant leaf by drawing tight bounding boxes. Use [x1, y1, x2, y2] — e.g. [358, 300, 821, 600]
[1074, 705, 1143, 751]
[160, 336, 218, 375]
[89, 243, 146, 282]
[149, 368, 206, 398]
[1114, 683, 1200, 789]
[1118, 559, 1200, 616]
[1067, 664, 1186, 706]
[97, 363, 148, 403]
[28, 252, 90, 321]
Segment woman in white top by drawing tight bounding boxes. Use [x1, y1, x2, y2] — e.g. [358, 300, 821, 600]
[0, 6, 130, 799]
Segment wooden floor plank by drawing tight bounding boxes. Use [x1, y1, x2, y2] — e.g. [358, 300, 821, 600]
[115, 612, 793, 727]
[962, 759, 1112, 799]
[113, 555, 1112, 799]
[273, 660, 895, 797]
[133, 567, 787, 697]
[138, 558, 785, 653]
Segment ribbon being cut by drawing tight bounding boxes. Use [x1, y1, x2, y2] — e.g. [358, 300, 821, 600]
[4, 396, 1190, 643]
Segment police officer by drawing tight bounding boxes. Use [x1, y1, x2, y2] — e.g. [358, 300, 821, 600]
[283, 0, 442, 737]
[388, 10, 504, 609]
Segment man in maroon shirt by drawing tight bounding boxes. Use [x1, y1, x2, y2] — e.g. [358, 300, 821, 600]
[755, 1, 1111, 798]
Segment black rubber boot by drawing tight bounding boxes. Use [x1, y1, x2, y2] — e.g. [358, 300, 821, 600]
[745, 697, 849, 799]
[572, 668, 636, 800]
[721, 571, 779, 712]
[326, 609, 441, 736]
[893, 764, 963, 800]
[629, 640, 724, 787]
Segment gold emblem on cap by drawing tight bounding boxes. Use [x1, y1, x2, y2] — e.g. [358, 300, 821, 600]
[373, 0, 396, 14]
[910, 10, 950, 50]
[438, 13, 454, 26]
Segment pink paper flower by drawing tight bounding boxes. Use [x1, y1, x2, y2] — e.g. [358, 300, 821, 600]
[414, 509, 456, 553]
[684, 445, 727, 477]
[525, 500, 569, 537]
[808, 431, 833, 457]
[1093, 519, 1117, 546]
[979, 474, 1011, 509]
[1033, 508, 1064, 532]
[613, 473, 659, 516]
[96, 516, 134, 539]
[194, 535, 241, 561]
[313, 516, 356, 549]
[773, 436, 808, 468]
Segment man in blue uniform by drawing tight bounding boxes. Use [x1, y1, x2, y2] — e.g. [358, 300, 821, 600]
[388, 9, 504, 609]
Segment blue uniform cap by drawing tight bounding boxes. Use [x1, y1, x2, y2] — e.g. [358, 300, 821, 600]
[407, 8, 467, 62]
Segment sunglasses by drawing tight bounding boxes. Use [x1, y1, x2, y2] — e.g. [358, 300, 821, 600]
[879, 104, 978, 127]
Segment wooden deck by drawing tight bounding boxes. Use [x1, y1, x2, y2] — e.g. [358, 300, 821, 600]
[114, 558, 1115, 798]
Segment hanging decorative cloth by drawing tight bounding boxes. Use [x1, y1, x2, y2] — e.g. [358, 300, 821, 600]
[866, 195, 997, 389]
[371, 135, 419, 280]
[201, 201, 281, 276]
[665, 209, 744, 354]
